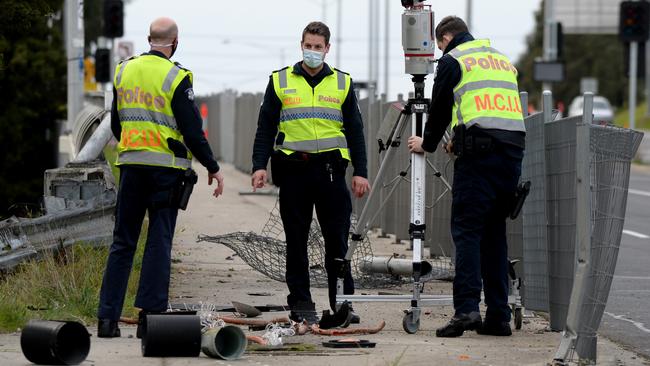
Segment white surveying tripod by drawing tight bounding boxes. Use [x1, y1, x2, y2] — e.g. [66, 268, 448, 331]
[332, 0, 454, 334]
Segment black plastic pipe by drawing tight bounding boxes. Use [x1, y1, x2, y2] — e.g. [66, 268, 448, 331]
[20, 320, 90, 365]
[141, 314, 201, 357]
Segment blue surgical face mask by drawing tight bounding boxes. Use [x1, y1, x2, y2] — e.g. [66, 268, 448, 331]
[302, 49, 324, 68]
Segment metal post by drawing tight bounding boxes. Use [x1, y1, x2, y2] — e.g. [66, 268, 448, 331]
[554, 92, 594, 364]
[520, 91, 529, 117]
[64, 0, 85, 132]
[384, 0, 390, 97]
[336, 0, 342, 68]
[466, 0, 473, 32]
[542, 0, 555, 93]
[543, 90, 553, 122]
[322, 0, 327, 22]
[646, 39, 650, 117]
[629, 41, 638, 130]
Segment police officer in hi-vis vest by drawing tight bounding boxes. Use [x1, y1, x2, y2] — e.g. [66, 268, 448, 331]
[251, 21, 370, 324]
[97, 17, 224, 338]
[408, 16, 525, 337]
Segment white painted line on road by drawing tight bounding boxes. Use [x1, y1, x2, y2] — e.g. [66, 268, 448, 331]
[615, 275, 650, 280]
[604, 312, 650, 334]
[629, 188, 650, 198]
[623, 230, 650, 239]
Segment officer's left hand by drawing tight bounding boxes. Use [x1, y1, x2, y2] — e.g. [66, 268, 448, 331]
[208, 171, 224, 198]
[407, 136, 425, 153]
[352, 176, 370, 198]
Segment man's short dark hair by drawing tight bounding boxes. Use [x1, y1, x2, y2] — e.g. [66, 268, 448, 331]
[435, 16, 468, 42]
[302, 21, 330, 44]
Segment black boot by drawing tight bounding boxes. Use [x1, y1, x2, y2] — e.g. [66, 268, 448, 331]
[97, 319, 120, 338]
[435, 312, 482, 338]
[288, 300, 319, 325]
[477, 320, 512, 336]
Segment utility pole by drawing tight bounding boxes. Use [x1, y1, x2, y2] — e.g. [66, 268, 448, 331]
[466, 0, 473, 32]
[64, 0, 84, 132]
[542, 0, 556, 94]
[368, 0, 376, 97]
[384, 0, 390, 97]
[336, 0, 342, 68]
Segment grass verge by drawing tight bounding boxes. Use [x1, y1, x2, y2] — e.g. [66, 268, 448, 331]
[614, 101, 650, 130]
[0, 225, 146, 332]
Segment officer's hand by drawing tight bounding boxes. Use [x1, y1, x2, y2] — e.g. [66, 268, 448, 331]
[251, 169, 267, 192]
[352, 176, 370, 198]
[407, 136, 425, 153]
[208, 171, 224, 198]
[443, 141, 454, 154]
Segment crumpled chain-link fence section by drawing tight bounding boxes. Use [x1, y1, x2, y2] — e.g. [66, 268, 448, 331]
[198, 200, 409, 288]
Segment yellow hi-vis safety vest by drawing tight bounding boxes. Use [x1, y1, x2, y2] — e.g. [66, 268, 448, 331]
[448, 39, 526, 133]
[113, 54, 193, 170]
[272, 65, 351, 161]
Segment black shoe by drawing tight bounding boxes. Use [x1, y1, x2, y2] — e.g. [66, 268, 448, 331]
[435, 312, 482, 338]
[348, 304, 360, 324]
[288, 301, 319, 325]
[477, 320, 512, 336]
[349, 311, 360, 324]
[97, 319, 120, 338]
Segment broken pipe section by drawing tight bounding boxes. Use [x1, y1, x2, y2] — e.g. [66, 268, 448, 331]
[201, 325, 247, 360]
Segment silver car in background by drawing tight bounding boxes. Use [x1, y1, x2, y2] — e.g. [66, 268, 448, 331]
[567, 95, 615, 124]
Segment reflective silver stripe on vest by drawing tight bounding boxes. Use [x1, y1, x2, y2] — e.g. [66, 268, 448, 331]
[117, 150, 191, 169]
[278, 136, 348, 152]
[454, 80, 519, 99]
[337, 71, 346, 90]
[162, 66, 181, 92]
[279, 107, 344, 123]
[449, 46, 504, 59]
[118, 108, 178, 130]
[116, 60, 130, 85]
[278, 68, 288, 89]
[463, 116, 526, 132]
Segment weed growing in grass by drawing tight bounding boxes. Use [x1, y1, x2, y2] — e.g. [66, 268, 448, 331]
[0, 226, 147, 332]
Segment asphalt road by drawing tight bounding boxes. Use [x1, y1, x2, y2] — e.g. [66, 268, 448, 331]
[600, 166, 650, 359]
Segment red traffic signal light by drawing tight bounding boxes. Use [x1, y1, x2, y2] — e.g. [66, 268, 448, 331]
[619, 1, 650, 42]
[104, 0, 124, 38]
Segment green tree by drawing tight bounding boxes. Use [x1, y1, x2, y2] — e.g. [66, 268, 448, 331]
[0, 0, 66, 217]
[516, 0, 628, 111]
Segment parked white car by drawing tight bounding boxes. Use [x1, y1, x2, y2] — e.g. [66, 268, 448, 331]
[567, 95, 615, 124]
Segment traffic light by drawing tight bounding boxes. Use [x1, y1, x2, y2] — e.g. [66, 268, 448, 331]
[619, 1, 650, 42]
[104, 0, 124, 38]
[95, 48, 111, 83]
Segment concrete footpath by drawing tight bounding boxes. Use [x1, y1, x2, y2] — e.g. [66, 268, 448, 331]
[0, 162, 648, 365]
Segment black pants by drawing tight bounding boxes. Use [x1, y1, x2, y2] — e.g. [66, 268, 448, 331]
[278, 157, 354, 311]
[97, 166, 181, 321]
[450, 146, 522, 323]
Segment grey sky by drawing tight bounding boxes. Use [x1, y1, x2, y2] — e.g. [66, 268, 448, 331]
[120, 0, 541, 98]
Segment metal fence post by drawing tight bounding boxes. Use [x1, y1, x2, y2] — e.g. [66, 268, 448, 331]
[554, 92, 594, 364]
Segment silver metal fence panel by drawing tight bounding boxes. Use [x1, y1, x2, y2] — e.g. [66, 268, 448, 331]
[219, 91, 237, 164]
[521, 111, 550, 312]
[234, 93, 263, 173]
[205, 95, 221, 161]
[545, 115, 581, 331]
[574, 125, 643, 359]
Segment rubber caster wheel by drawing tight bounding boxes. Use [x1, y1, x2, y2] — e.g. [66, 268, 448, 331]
[402, 312, 420, 334]
[514, 307, 523, 330]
